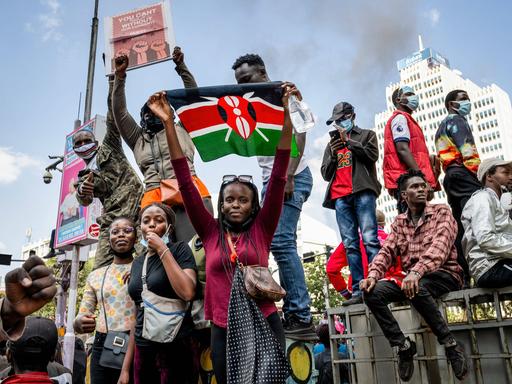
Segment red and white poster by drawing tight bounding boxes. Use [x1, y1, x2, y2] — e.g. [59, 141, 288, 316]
[54, 116, 106, 250]
[104, 1, 175, 74]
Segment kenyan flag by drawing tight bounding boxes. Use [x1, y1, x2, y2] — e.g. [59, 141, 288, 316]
[166, 81, 298, 162]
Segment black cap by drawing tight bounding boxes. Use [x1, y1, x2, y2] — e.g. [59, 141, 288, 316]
[8, 317, 58, 356]
[326, 102, 354, 125]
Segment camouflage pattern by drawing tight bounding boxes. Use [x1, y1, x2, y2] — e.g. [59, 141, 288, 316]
[76, 79, 144, 269]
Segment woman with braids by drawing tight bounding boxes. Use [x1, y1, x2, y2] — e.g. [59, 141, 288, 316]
[127, 202, 197, 383]
[74, 216, 137, 384]
[145, 82, 296, 383]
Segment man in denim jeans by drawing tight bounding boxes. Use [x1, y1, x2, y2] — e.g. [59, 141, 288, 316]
[232, 53, 315, 339]
[321, 102, 381, 305]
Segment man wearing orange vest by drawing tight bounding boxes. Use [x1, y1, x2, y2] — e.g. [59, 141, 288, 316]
[383, 86, 438, 213]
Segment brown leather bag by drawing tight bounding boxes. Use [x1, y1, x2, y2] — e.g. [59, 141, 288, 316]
[227, 233, 286, 302]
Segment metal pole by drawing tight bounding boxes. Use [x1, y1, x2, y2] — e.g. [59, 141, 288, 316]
[62, 245, 80, 371]
[83, 0, 99, 122]
[324, 245, 333, 311]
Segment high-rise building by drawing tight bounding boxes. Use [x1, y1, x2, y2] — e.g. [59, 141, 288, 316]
[21, 238, 51, 260]
[374, 39, 512, 225]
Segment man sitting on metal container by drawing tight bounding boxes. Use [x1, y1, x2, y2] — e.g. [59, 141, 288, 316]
[461, 158, 512, 288]
[359, 169, 467, 382]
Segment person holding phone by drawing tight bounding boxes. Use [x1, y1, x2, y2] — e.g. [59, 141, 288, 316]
[321, 101, 381, 306]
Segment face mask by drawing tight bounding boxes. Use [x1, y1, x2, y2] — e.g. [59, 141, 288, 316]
[140, 225, 171, 248]
[74, 142, 98, 159]
[405, 95, 419, 111]
[455, 100, 471, 116]
[140, 106, 165, 134]
[338, 118, 354, 132]
[142, 116, 164, 134]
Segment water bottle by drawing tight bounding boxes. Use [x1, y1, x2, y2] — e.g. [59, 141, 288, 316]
[288, 95, 315, 133]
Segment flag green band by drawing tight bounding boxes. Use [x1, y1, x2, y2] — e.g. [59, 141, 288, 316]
[192, 128, 299, 162]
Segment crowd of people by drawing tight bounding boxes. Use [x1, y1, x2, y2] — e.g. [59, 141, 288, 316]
[3, 47, 512, 384]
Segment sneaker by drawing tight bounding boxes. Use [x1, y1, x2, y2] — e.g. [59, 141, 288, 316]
[342, 295, 363, 306]
[397, 337, 416, 382]
[446, 343, 468, 380]
[283, 317, 318, 341]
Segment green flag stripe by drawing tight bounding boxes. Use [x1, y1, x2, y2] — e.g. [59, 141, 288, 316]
[192, 128, 298, 162]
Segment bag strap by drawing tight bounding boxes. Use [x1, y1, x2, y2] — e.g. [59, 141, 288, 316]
[142, 253, 149, 290]
[227, 231, 263, 268]
[141, 252, 191, 311]
[100, 264, 112, 333]
[226, 233, 243, 268]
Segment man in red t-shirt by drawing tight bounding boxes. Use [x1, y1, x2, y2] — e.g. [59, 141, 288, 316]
[321, 102, 381, 305]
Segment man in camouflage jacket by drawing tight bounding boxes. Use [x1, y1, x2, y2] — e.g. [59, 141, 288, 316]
[73, 76, 143, 269]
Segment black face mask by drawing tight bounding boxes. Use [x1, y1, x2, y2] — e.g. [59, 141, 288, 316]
[140, 104, 164, 134]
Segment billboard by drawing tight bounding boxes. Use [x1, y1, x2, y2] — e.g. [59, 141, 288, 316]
[104, 1, 175, 75]
[54, 116, 106, 250]
[396, 48, 450, 71]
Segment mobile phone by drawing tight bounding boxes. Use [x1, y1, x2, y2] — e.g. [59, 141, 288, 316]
[329, 130, 341, 140]
[77, 169, 92, 178]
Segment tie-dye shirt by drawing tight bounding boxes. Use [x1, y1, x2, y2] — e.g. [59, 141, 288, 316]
[78, 262, 135, 333]
[435, 114, 480, 174]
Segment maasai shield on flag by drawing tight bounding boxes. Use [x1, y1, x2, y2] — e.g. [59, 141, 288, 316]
[166, 81, 298, 162]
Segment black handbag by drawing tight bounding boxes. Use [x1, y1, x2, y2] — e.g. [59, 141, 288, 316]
[99, 265, 130, 370]
[226, 265, 290, 383]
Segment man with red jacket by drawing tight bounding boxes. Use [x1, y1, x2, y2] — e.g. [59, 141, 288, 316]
[383, 86, 438, 213]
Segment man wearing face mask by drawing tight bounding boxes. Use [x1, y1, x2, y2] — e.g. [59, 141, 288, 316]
[383, 86, 437, 213]
[112, 47, 213, 244]
[74, 76, 144, 269]
[321, 102, 381, 305]
[461, 158, 512, 288]
[435, 89, 481, 286]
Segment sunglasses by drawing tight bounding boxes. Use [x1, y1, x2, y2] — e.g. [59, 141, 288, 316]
[110, 226, 136, 236]
[222, 174, 253, 184]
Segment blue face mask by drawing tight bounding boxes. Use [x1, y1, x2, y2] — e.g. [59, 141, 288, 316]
[140, 226, 171, 248]
[405, 95, 419, 111]
[338, 118, 354, 132]
[455, 100, 471, 116]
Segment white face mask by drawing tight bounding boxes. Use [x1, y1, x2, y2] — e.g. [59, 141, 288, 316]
[501, 191, 512, 211]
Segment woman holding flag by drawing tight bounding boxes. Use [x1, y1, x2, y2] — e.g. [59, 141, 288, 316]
[146, 83, 296, 383]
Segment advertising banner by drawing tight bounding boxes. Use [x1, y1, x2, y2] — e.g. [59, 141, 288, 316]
[104, 1, 175, 74]
[54, 116, 106, 250]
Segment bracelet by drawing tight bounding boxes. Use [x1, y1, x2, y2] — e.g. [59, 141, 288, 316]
[159, 248, 170, 260]
[409, 270, 421, 278]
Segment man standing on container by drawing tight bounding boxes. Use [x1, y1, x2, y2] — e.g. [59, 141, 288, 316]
[232, 54, 315, 339]
[383, 86, 438, 213]
[321, 101, 381, 305]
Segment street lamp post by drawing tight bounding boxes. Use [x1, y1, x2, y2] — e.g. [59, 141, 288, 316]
[83, 0, 99, 122]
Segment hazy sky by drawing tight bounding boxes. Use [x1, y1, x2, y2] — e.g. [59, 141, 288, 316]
[1, 0, 511, 274]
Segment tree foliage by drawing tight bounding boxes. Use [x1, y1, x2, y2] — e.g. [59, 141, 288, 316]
[34, 258, 94, 320]
[303, 255, 344, 314]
